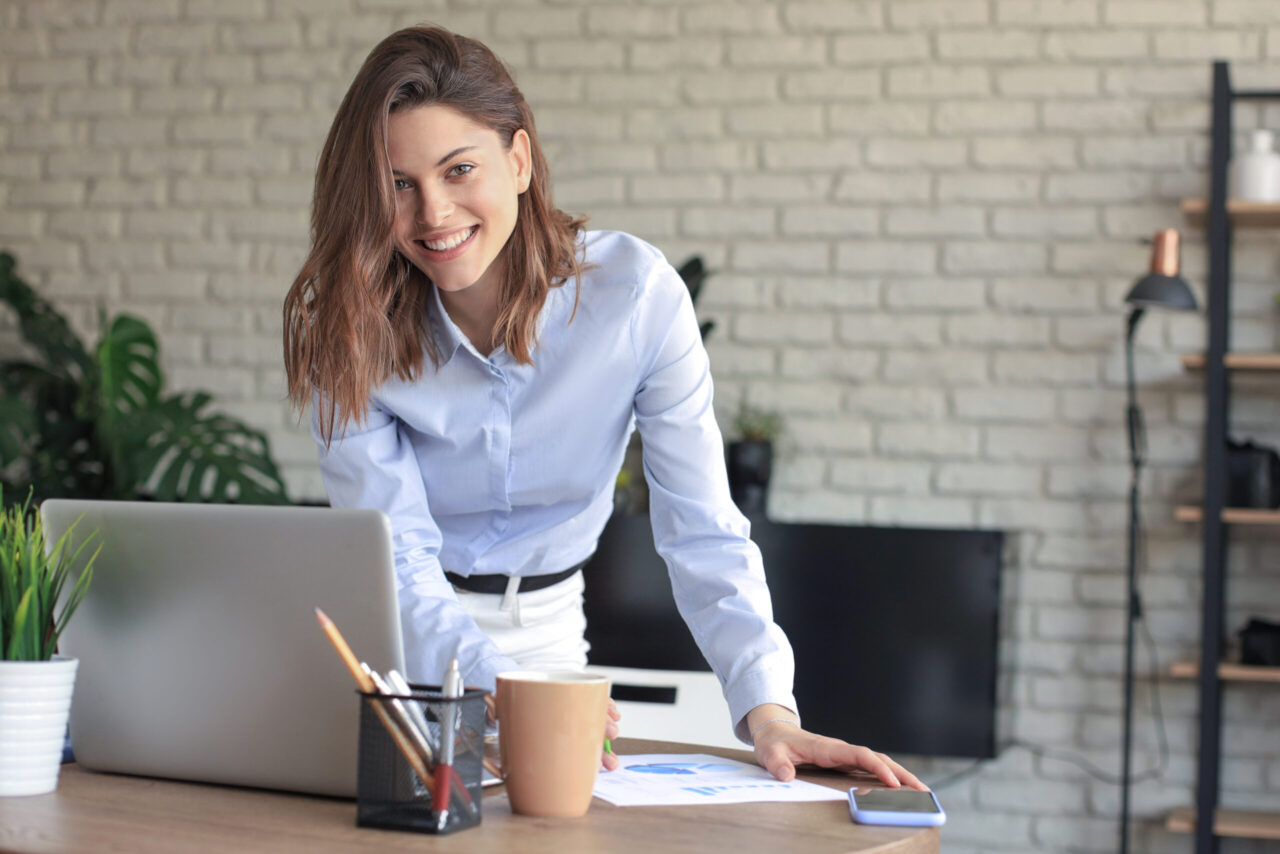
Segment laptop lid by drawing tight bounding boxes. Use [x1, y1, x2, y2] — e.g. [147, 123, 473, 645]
[42, 499, 404, 798]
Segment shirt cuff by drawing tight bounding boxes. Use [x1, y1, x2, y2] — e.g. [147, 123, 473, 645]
[467, 651, 521, 694]
[724, 669, 800, 745]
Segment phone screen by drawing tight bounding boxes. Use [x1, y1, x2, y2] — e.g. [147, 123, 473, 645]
[852, 790, 941, 813]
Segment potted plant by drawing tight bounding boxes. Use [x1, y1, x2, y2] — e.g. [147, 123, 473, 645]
[726, 403, 783, 515]
[0, 251, 290, 507]
[0, 490, 99, 795]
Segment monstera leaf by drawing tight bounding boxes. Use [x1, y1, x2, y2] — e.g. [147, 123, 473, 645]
[96, 314, 162, 424]
[128, 392, 289, 505]
[94, 314, 162, 491]
[0, 253, 91, 385]
[0, 250, 290, 506]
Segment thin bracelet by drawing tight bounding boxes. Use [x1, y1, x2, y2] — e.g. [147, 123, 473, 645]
[749, 717, 799, 740]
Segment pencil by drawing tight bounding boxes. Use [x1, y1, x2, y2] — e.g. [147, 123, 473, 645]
[314, 608, 434, 789]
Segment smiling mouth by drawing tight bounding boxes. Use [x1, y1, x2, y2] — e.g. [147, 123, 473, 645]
[416, 226, 478, 253]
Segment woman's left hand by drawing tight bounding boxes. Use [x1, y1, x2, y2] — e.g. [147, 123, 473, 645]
[602, 698, 621, 771]
[749, 713, 928, 790]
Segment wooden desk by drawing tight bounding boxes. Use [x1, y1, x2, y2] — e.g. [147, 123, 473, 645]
[0, 739, 939, 853]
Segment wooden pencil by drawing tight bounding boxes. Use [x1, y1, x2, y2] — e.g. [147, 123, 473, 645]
[314, 607, 434, 789]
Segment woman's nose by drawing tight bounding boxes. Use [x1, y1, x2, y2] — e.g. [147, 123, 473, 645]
[416, 186, 453, 227]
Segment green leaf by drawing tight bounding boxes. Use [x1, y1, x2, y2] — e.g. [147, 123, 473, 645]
[96, 314, 162, 425]
[0, 397, 36, 468]
[2, 358, 105, 504]
[127, 392, 290, 504]
[1, 495, 99, 660]
[95, 315, 162, 493]
[0, 253, 91, 385]
[47, 541, 98, 659]
[6, 586, 35, 660]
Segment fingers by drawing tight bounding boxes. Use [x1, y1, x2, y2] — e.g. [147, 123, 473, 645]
[849, 747, 902, 788]
[601, 749, 620, 771]
[882, 755, 928, 791]
[605, 698, 621, 740]
[756, 741, 797, 783]
[752, 726, 925, 792]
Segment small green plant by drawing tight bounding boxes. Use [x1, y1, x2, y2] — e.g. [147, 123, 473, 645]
[0, 490, 99, 661]
[734, 403, 783, 443]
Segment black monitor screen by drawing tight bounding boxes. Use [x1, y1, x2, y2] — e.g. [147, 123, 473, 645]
[583, 516, 1002, 759]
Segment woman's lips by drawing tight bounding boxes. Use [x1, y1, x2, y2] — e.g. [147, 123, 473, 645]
[416, 226, 478, 261]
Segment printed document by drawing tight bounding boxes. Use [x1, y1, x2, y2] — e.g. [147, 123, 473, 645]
[592, 753, 848, 807]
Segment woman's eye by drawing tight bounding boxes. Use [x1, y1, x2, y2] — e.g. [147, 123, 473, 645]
[449, 163, 474, 178]
[393, 178, 411, 191]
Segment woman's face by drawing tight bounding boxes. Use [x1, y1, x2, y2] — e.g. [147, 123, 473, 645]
[386, 104, 531, 298]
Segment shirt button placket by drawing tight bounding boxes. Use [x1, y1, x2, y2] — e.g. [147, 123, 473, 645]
[490, 363, 512, 518]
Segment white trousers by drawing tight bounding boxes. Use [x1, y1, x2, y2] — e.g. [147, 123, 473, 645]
[454, 571, 590, 673]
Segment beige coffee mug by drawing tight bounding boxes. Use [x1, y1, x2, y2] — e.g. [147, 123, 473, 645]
[495, 671, 610, 817]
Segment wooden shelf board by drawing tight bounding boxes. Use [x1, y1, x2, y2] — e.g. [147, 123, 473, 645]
[1182, 353, 1280, 371]
[1167, 806, 1280, 839]
[1176, 505, 1280, 525]
[1170, 661, 1280, 682]
[1182, 197, 1280, 227]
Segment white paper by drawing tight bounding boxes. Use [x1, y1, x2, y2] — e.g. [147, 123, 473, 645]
[591, 753, 849, 807]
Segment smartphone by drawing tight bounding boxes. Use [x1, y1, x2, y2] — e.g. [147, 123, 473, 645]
[848, 787, 945, 827]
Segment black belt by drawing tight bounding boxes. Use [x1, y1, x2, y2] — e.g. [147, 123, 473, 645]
[445, 558, 589, 595]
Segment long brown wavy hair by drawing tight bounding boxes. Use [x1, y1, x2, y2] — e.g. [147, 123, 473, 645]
[284, 25, 586, 445]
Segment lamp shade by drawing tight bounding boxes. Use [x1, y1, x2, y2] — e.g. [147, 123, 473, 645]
[1124, 229, 1197, 311]
[1125, 273, 1197, 311]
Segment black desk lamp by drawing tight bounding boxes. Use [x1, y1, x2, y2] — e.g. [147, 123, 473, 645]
[1120, 228, 1197, 854]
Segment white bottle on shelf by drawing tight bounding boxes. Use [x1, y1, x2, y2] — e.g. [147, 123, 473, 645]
[1229, 129, 1280, 202]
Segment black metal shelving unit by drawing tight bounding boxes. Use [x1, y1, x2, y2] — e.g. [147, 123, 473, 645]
[1182, 60, 1280, 854]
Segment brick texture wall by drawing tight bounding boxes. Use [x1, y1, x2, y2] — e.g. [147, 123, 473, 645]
[4, 2, 1280, 851]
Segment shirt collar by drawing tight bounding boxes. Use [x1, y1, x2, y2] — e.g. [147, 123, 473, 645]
[427, 277, 569, 367]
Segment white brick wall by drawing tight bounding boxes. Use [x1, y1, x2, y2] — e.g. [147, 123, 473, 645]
[3, 2, 1280, 851]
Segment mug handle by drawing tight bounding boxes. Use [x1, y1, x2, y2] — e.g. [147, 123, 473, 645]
[483, 694, 507, 781]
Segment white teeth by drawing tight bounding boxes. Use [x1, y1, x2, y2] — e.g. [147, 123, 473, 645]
[423, 227, 474, 251]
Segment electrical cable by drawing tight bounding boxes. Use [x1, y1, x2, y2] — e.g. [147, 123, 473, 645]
[928, 509, 1171, 791]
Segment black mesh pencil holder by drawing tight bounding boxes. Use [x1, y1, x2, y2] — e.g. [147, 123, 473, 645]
[356, 684, 486, 834]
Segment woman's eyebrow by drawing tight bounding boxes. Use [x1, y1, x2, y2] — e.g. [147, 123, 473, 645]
[435, 145, 478, 167]
[391, 146, 480, 177]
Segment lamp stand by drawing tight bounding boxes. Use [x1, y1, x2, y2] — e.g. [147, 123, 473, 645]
[1120, 307, 1147, 854]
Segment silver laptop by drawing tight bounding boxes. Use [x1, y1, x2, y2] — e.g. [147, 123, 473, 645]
[42, 499, 405, 798]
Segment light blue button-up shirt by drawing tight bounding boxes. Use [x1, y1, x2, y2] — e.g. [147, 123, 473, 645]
[313, 230, 796, 740]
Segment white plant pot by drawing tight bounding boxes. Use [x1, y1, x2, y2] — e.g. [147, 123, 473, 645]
[0, 655, 78, 796]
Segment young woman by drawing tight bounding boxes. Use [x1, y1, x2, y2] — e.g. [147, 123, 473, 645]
[284, 25, 924, 789]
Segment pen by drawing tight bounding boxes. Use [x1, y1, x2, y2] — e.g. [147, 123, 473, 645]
[313, 608, 433, 788]
[435, 657, 463, 831]
[362, 663, 436, 768]
[382, 667, 477, 818]
[386, 670, 431, 742]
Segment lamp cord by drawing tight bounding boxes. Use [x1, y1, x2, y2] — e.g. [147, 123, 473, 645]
[930, 321, 1170, 790]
